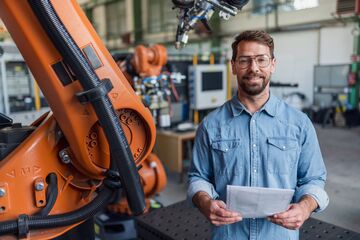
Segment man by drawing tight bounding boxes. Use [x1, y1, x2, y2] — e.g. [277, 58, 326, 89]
[188, 30, 329, 240]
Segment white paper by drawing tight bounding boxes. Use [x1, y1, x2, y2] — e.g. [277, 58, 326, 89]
[226, 185, 295, 218]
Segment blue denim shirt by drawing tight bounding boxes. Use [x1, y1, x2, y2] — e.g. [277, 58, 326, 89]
[188, 94, 329, 240]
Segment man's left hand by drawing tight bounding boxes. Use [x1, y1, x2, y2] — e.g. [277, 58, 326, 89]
[267, 195, 318, 230]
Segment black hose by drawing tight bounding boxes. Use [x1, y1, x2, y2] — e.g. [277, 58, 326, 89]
[225, 0, 249, 9]
[28, 0, 145, 215]
[0, 186, 113, 235]
[172, 0, 194, 9]
[36, 173, 58, 216]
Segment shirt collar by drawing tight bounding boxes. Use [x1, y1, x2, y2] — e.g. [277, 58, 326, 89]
[230, 92, 279, 117]
[262, 93, 279, 117]
[230, 95, 245, 117]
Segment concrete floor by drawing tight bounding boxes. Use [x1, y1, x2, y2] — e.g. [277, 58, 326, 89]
[154, 124, 360, 233]
[313, 125, 360, 233]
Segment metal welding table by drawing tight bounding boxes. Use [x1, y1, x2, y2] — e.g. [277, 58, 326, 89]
[136, 201, 360, 240]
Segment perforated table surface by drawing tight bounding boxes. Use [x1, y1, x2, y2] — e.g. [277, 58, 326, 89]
[136, 201, 360, 240]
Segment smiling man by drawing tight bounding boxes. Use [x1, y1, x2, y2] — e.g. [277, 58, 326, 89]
[188, 30, 329, 240]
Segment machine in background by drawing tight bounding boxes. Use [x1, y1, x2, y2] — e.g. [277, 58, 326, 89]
[188, 64, 227, 110]
[0, 43, 43, 115]
[312, 64, 360, 127]
[114, 45, 185, 128]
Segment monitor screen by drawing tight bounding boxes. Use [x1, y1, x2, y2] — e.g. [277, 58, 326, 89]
[202, 71, 223, 91]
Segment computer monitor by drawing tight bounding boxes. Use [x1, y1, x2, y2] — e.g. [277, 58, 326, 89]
[188, 64, 227, 110]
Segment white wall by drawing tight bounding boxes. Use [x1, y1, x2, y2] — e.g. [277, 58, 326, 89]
[319, 24, 354, 65]
[270, 30, 319, 103]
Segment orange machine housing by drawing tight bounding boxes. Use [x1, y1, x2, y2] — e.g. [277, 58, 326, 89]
[132, 44, 168, 77]
[0, 0, 156, 239]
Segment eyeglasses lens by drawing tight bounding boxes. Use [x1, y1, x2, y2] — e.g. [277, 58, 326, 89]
[237, 55, 270, 69]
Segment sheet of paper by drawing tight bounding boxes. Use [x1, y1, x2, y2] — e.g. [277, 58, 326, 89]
[226, 185, 295, 218]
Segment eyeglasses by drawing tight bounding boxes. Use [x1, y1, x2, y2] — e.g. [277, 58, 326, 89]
[235, 54, 272, 69]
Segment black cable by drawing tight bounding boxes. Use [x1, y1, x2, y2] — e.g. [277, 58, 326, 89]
[225, 0, 249, 9]
[36, 173, 58, 216]
[172, 0, 194, 9]
[0, 186, 113, 236]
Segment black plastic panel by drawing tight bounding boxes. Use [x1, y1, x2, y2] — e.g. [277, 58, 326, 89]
[82, 44, 102, 70]
[52, 61, 74, 86]
[0, 113, 12, 128]
[0, 124, 35, 160]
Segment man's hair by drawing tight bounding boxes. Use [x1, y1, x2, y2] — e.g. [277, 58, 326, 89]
[231, 30, 274, 61]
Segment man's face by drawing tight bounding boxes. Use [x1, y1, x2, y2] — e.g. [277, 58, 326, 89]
[231, 41, 276, 96]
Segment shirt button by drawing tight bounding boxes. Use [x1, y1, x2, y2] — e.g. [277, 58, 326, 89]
[254, 169, 257, 173]
[252, 119, 255, 123]
[253, 144, 256, 148]
[282, 146, 286, 150]
[225, 148, 228, 152]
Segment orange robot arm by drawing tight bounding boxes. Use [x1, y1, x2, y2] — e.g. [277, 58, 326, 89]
[0, 0, 155, 239]
[132, 44, 168, 77]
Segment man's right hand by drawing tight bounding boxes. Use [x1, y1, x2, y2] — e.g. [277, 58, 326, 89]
[192, 191, 242, 226]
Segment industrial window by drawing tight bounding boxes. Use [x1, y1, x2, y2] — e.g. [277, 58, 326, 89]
[147, 0, 176, 33]
[105, 0, 126, 40]
[252, 0, 319, 15]
[292, 0, 319, 10]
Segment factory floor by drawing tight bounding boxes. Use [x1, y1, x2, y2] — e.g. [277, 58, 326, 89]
[154, 124, 360, 233]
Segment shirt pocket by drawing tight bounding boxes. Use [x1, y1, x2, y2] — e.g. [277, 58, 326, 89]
[211, 139, 242, 176]
[266, 137, 298, 175]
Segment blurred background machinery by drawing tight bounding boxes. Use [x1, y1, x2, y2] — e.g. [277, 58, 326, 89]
[113, 44, 185, 128]
[0, 43, 43, 115]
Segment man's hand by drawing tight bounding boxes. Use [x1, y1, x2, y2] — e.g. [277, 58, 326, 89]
[268, 195, 318, 230]
[192, 191, 242, 226]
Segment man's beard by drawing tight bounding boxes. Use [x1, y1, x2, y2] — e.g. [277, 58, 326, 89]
[238, 73, 269, 96]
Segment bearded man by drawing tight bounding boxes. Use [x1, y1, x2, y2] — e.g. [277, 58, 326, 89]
[188, 30, 329, 240]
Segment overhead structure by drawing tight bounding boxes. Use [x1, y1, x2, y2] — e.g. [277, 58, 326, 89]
[172, 0, 249, 49]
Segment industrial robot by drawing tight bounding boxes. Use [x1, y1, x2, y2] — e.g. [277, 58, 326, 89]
[0, 0, 248, 239]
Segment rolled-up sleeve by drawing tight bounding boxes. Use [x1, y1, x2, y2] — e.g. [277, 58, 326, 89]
[294, 117, 329, 212]
[187, 122, 219, 202]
